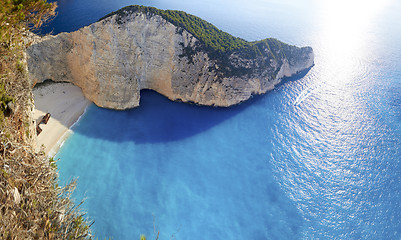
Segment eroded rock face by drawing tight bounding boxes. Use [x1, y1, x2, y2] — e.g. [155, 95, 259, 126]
[27, 11, 314, 109]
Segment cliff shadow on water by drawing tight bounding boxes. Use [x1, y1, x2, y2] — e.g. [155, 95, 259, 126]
[71, 89, 265, 144]
[68, 67, 310, 144]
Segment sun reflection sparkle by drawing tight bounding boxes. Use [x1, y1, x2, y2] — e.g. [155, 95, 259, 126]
[316, 0, 392, 76]
[293, 0, 394, 183]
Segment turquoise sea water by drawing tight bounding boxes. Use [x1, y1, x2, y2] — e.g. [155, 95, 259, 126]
[48, 0, 401, 239]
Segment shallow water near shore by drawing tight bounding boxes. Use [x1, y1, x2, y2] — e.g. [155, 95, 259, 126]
[52, 0, 401, 239]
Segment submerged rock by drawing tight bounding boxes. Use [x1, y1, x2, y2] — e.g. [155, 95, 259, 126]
[27, 5, 314, 110]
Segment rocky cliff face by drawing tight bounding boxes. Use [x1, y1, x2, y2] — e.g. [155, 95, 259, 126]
[27, 9, 314, 109]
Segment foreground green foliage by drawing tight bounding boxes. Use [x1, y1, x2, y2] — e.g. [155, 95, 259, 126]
[0, 0, 57, 45]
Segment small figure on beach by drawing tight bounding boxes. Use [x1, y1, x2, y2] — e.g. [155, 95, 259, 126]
[36, 112, 51, 135]
[41, 113, 51, 124]
[36, 125, 42, 135]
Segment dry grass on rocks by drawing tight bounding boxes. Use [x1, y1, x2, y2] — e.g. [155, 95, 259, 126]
[0, 134, 92, 239]
[1, 1, 92, 239]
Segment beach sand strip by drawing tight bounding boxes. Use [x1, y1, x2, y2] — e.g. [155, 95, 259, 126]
[33, 82, 91, 156]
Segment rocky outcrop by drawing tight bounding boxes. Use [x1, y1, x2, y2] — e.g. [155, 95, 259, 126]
[27, 7, 314, 109]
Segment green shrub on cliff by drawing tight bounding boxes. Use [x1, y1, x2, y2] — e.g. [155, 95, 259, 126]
[0, 81, 14, 122]
[0, 0, 57, 45]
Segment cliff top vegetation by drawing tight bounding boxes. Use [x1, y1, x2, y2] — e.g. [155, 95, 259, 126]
[99, 5, 293, 59]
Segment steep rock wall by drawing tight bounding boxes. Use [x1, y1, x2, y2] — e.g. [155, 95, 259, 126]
[27, 11, 314, 109]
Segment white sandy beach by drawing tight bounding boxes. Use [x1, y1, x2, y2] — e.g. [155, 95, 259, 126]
[33, 82, 91, 156]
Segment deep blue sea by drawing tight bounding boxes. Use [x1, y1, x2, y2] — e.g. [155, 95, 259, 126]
[45, 0, 401, 239]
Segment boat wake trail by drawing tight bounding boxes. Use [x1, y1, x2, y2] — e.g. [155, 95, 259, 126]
[294, 86, 316, 106]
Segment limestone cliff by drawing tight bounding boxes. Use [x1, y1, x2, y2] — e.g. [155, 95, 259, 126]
[27, 6, 314, 109]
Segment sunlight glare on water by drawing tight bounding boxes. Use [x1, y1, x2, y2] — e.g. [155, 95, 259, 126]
[316, 0, 392, 79]
[270, 0, 400, 238]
